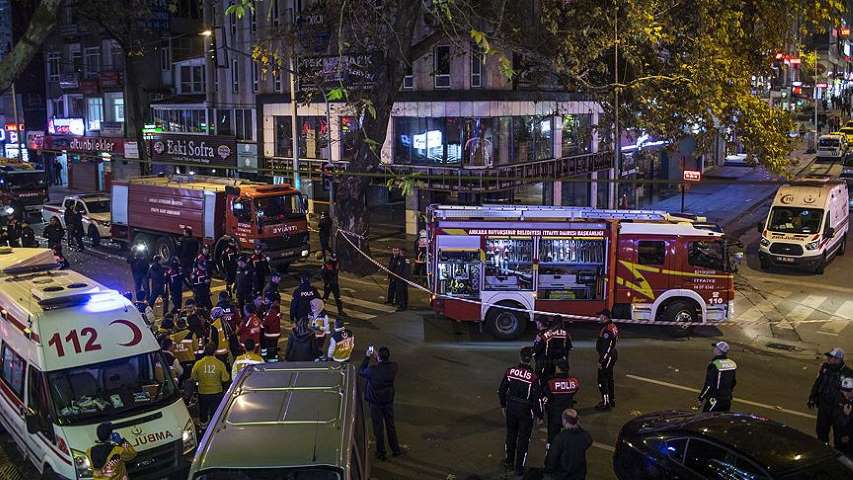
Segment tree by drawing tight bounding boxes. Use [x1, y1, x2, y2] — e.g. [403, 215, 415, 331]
[0, 0, 63, 96]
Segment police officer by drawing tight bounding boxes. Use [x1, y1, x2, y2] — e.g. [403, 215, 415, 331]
[533, 316, 572, 381]
[262, 271, 282, 299]
[215, 291, 241, 358]
[809, 347, 853, 443]
[127, 247, 149, 302]
[698, 341, 737, 412]
[595, 310, 619, 410]
[221, 239, 239, 296]
[235, 256, 254, 312]
[318, 211, 333, 259]
[166, 258, 187, 315]
[498, 347, 542, 478]
[290, 272, 320, 323]
[194, 244, 210, 272]
[322, 253, 345, 316]
[43, 216, 65, 254]
[250, 244, 270, 296]
[542, 359, 580, 448]
[147, 255, 169, 314]
[833, 377, 853, 455]
[71, 204, 85, 251]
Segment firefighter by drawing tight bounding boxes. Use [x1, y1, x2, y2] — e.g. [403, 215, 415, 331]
[170, 316, 198, 383]
[194, 244, 210, 271]
[235, 256, 254, 311]
[238, 303, 262, 349]
[808, 347, 853, 443]
[542, 359, 580, 448]
[262, 271, 282, 299]
[215, 291, 242, 358]
[221, 239, 239, 296]
[698, 341, 737, 412]
[178, 227, 199, 274]
[166, 258, 187, 315]
[261, 293, 282, 361]
[290, 273, 320, 323]
[127, 246, 149, 302]
[20, 221, 37, 247]
[533, 315, 572, 382]
[595, 310, 618, 411]
[322, 253, 345, 316]
[498, 346, 542, 478]
[192, 261, 213, 311]
[250, 244, 270, 296]
[43, 216, 65, 254]
[147, 255, 169, 315]
[327, 318, 355, 363]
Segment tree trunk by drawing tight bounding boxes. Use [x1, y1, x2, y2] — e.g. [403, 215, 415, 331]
[123, 55, 146, 177]
[0, 0, 63, 95]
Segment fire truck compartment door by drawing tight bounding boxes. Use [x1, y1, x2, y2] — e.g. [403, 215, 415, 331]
[203, 190, 216, 239]
[112, 184, 128, 225]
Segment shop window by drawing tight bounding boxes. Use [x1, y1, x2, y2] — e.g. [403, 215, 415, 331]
[688, 241, 724, 271]
[274, 116, 293, 157]
[434, 46, 451, 88]
[340, 116, 362, 162]
[217, 109, 233, 136]
[437, 249, 480, 297]
[462, 117, 497, 168]
[638, 241, 665, 265]
[180, 65, 205, 94]
[561, 177, 590, 206]
[538, 238, 605, 300]
[484, 238, 533, 290]
[0, 343, 26, 400]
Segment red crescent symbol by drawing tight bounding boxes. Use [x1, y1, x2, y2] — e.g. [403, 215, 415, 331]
[110, 319, 143, 347]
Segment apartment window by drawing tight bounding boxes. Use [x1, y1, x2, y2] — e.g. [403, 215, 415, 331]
[47, 52, 61, 81]
[180, 65, 205, 94]
[112, 97, 125, 122]
[235, 109, 254, 140]
[67, 95, 85, 117]
[232, 59, 239, 93]
[84, 47, 100, 77]
[252, 62, 259, 92]
[87, 97, 103, 131]
[217, 109, 233, 135]
[50, 98, 64, 117]
[274, 70, 282, 93]
[471, 44, 484, 88]
[229, 2, 237, 36]
[69, 44, 81, 73]
[107, 40, 122, 70]
[403, 64, 413, 90]
[434, 46, 451, 88]
[1, 343, 26, 400]
[160, 46, 171, 71]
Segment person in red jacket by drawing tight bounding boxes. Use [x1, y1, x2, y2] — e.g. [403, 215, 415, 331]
[262, 293, 282, 361]
[238, 303, 262, 349]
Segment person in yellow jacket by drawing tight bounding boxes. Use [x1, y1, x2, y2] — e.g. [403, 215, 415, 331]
[327, 318, 355, 362]
[232, 338, 264, 379]
[191, 343, 230, 427]
[209, 307, 232, 365]
[87, 422, 136, 480]
[170, 318, 198, 382]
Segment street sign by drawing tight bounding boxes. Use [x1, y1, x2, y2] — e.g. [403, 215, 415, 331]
[683, 170, 702, 182]
[816, 82, 828, 88]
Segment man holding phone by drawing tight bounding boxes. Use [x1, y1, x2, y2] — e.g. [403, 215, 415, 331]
[360, 345, 402, 461]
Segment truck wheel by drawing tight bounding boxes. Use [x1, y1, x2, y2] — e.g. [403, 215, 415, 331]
[662, 300, 697, 338]
[88, 225, 101, 247]
[155, 236, 176, 262]
[814, 254, 826, 274]
[839, 237, 847, 256]
[486, 304, 526, 340]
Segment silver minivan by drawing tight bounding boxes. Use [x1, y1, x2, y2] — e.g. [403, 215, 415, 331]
[187, 362, 370, 480]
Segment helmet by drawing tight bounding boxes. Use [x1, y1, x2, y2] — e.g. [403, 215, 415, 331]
[210, 306, 224, 319]
[842, 377, 853, 391]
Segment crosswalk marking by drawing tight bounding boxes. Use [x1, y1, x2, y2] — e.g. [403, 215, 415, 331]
[339, 295, 398, 312]
[800, 295, 827, 309]
[819, 300, 853, 334]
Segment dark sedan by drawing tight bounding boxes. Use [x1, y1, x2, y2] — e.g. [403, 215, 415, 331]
[613, 411, 853, 479]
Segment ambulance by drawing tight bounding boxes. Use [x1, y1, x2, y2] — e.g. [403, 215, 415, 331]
[0, 248, 195, 479]
[758, 177, 849, 274]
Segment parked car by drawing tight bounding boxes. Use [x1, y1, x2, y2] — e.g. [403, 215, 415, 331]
[613, 411, 853, 479]
[816, 133, 848, 162]
[40, 193, 111, 246]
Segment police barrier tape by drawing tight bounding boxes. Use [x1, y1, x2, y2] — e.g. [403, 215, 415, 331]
[337, 229, 839, 329]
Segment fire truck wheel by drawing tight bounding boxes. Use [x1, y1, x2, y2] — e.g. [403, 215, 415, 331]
[155, 236, 176, 262]
[486, 304, 526, 340]
[662, 300, 698, 337]
[88, 225, 101, 247]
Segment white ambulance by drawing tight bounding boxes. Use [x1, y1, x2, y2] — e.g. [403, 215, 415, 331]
[758, 177, 849, 274]
[0, 248, 196, 479]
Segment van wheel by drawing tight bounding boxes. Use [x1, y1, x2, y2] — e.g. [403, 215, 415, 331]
[758, 256, 769, 270]
[814, 254, 826, 274]
[663, 300, 697, 337]
[88, 225, 101, 247]
[486, 304, 526, 340]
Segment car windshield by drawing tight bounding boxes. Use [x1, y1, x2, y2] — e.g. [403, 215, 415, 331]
[3, 171, 46, 190]
[767, 207, 823, 234]
[778, 455, 853, 479]
[83, 199, 110, 213]
[194, 468, 342, 480]
[255, 195, 304, 221]
[818, 138, 840, 148]
[47, 351, 179, 425]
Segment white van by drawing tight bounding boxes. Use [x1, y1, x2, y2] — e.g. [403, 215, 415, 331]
[816, 133, 848, 162]
[0, 248, 195, 479]
[758, 178, 849, 273]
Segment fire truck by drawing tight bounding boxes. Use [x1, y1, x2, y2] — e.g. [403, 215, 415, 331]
[427, 205, 736, 339]
[0, 158, 48, 213]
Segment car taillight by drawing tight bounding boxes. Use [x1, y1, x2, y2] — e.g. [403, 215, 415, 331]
[57, 437, 69, 455]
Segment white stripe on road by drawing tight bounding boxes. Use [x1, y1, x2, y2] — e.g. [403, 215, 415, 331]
[819, 300, 853, 334]
[593, 442, 616, 453]
[625, 374, 816, 419]
[339, 295, 398, 312]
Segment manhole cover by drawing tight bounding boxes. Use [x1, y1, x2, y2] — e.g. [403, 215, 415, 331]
[767, 342, 804, 352]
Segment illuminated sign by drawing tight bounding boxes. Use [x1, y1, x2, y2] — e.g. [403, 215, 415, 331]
[683, 170, 702, 182]
[48, 118, 85, 136]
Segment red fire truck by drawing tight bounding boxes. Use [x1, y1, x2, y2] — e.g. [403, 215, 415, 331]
[427, 205, 735, 339]
[110, 175, 309, 269]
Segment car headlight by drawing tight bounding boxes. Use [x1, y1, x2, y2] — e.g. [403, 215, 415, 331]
[71, 448, 94, 479]
[301, 249, 309, 257]
[805, 241, 819, 251]
[759, 238, 770, 248]
[182, 419, 197, 455]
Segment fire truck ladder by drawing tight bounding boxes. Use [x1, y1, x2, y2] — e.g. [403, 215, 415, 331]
[429, 205, 674, 222]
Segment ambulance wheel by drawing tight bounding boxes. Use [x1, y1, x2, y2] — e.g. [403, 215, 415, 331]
[155, 236, 176, 262]
[814, 255, 826, 274]
[88, 225, 101, 247]
[663, 300, 697, 337]
[839, 237, 847, 256]
[486, 304, 525, 340]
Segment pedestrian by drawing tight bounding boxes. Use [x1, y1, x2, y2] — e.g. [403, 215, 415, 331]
[127, 246, 149, 302]
[86, 422, 136, 480]
[394, 248, 410, 311]
[63, 202, 75, 250]
[71, 204, 85, 251]
[191, 261, 213, 310]
[318, 211, 333, 258]
[215, 291, 242, 358]
[543, 409, 593, 480]
[261, 293, 282, 361]
[413, 229, 427, 277]
[285, 318, 319, 361]
[232, 338, 264, 379]
[54, 159, 62, 185]
[833, 377, 853, 455]
[20, 222, 37, 247]
[235, 256, 254, 312]
[595, 310, 618, 411]
[191, 343, 230, 428]
[360, 346, 402, 461]
[498, 346, 542, 478]
[698, 341, 737, 412]
[160, 337, 184, 381]
[147, 255, 169, 315]
[184, 299, 205, 340]
[238, 303, 262, 349]
[170, 316, 198, 383]
[263, 271, 282, 299]
[166, 258, 187, 316]
[533, 316, 572, 382]
[809, 347, 853, 443]
[290, 272, 320, 322]
[321, 253, 345, 315]
[43, 216, 65, 255]
[385, 247, 401, 305]
[221, 239, 238, 296]
[543, 359, 580, 448]
[250, 244, 270, 296]
[5, 218, 20, 247]
[309, 298, 331, 352]
[178, 227, 199, 274]
[327, 318, 355, 363]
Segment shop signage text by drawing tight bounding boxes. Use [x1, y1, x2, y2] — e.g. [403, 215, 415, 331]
[45, 135, 125, 155]
[150, 134, 237, 167]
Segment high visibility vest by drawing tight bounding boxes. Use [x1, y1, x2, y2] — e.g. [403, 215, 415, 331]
[170, 329, 197, 364]
[212, 319, 229, 356]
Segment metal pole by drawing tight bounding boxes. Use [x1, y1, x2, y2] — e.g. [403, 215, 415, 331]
[289, 52, 300, 190]
[10, 82, 22, 161]
[325, 90, 334, 220]
[613, 10, 620, 208]
[814, 48, 819, 135]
